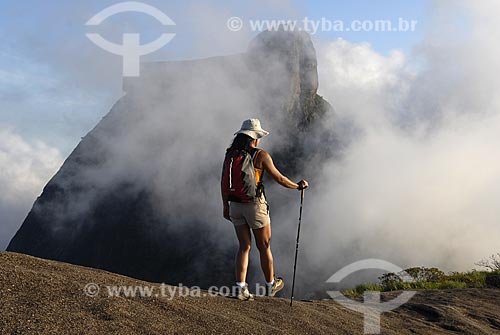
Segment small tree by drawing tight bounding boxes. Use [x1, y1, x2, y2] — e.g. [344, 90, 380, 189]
[404, 267, 445, 282]
[475, 253, 500, 271]
[379, 272, 406, 291]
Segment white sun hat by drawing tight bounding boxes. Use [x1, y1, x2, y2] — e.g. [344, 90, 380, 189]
[234, 118, 269, 139]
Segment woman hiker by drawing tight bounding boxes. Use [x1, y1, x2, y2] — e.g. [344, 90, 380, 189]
[221, 118, 309, 300]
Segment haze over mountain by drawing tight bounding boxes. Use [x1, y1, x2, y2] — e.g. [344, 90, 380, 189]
[7, 30, 336, 297]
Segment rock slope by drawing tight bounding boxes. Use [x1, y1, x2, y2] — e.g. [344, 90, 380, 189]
[1, 252, 500, 335]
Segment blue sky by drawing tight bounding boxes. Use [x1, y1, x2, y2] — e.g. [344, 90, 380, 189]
[304, 0, 428, 53]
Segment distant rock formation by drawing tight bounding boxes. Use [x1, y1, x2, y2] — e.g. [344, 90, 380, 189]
[7, 30, 336, 293]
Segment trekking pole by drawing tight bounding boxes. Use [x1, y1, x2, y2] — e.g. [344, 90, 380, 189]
[290, 188, 305, 307]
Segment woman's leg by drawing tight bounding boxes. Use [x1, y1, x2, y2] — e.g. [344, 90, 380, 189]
[234, 224, 252, 283]
[253, 224, 273, 282]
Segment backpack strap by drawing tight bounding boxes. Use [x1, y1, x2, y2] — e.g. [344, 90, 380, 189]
[253, 149, 266, 199]
[252, 148, 262, 163]
[253, 149, 265, 182]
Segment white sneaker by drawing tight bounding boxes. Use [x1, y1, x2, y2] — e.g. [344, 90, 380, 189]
[266, 277, 284, 297]
[236, 284, 254, 301]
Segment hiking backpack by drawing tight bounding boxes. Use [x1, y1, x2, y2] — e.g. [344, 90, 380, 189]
[221, 148, 261, 203]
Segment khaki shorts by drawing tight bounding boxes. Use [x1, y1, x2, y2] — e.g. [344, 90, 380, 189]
[229, 195, 270, 229]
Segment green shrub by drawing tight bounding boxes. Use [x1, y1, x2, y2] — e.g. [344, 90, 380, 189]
[342, 267, 490, 296]
[343, 283, 383, 296]
[404, 267, 445, 283]
[447, 270, 487, 287]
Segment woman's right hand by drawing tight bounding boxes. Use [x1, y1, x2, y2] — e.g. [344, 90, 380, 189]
[297, 180, 309, 190]
[223, 202, 232, 222]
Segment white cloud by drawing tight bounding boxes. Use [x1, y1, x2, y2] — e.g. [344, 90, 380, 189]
[0, 124, 63, 248]
[308, 1, 500, 271]
[317, 38, 410, 130]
